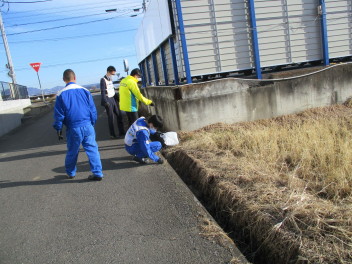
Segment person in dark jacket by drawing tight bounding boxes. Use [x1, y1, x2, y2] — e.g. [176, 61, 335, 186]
[53, 69, 103, 181]
[100, 65, 125, 138]
[124, 115, 164, 164]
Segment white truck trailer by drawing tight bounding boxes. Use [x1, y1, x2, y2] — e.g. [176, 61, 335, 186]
[135, 0, 351, 86]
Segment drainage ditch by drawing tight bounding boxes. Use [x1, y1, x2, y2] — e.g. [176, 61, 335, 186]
[164, 149, 302, 264]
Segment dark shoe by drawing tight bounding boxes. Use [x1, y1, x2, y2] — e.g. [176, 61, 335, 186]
[88, 175, 103, 181]
[132, 156, 148, 164]
[110, 135, 118, 139]
[67, 175, 75, 179]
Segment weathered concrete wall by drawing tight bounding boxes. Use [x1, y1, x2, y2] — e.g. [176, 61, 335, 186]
[0, 99, 31, 137]
[145, 63, 352, 131]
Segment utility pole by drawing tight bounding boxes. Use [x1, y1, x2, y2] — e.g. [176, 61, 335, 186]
[0, 9, 17, 98]
[142, 0, 146, 13]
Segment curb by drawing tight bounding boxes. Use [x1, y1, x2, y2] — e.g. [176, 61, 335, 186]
[21, 102, 54, 124]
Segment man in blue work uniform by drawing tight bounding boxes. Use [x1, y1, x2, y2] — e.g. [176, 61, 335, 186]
[53, 69, 104, 181]
[100, 65, 125, 139]
[125, 115, 164, 164]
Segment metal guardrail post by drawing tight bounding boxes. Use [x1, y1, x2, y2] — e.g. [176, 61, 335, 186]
[175, 0, 192, 84]
[169, 37, 180, 85]
[0, 82, 4, 101]
[152, 52, 159, 86]
[319, 0, 330, 66]
[160, 43, 169, 85]
[0, 81, 28, 100]
[139, 61, 147, 88]
[146, 58, 152, 86]
[248, 0, 262, 79]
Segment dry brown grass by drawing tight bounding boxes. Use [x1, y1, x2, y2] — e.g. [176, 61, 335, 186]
[198, 213, 235, 249]
[165, 103, 352, 263]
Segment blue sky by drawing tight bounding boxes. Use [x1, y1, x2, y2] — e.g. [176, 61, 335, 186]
[0, 0, 145, 90]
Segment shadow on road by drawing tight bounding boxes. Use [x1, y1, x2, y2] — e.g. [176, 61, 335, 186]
[0, 175, 88, 189]
[0, 95, 127, 162]
[0, 144, 125, 163]
[0, 157, 151, 189]
[52, 156, 146, 175]
[0, 149, 67, 163]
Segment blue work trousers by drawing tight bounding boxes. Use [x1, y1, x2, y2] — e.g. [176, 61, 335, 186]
[125, 141, 162, 160]
[65, 124, 103, 177]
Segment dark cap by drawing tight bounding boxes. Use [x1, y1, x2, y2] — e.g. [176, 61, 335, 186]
[148, 115, 163, 129]
[131, 68, 142, 77]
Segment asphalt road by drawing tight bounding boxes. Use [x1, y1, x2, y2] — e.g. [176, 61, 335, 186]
[0, 94, 247, 264]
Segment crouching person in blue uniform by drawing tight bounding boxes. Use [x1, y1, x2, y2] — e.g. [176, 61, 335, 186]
[53, 69, 104, 181]
[125, 115, 164, 164]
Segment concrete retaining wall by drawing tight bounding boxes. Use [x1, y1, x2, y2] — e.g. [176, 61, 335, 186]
[145, 63, 352, 131]
[0, 99, 31, 137]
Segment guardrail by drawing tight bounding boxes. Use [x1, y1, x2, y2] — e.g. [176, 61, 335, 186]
[0, 81, 29, 101]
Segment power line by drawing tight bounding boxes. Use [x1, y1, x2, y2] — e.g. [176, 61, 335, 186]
[7, 12, 107, 27]
[4, 6, 140, 21]
[0, 54, 137, 72]
[4, 28, 137, 44]
[2, 2, 141, 20]
[0, 0, 52, 11]
[7, 12, 137, 36]
[4, 0, 52, 3]
[3, 0, 133, 15]
[6, 6, 141, 27]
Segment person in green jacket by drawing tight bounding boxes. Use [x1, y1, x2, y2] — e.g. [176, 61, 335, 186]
[119, 68, 154, 126]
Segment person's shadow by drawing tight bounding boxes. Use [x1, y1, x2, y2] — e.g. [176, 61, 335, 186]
[0, 175, 88, 189]
[52, 156, 145, 175]
[0, 155, 155, 189]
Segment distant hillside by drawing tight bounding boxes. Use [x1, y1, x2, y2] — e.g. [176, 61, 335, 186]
[27, 86, 63, 96]
[27, 83, 100, 96]
[83, 83, 100, 90]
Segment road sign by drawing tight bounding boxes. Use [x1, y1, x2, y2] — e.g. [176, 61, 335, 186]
[30, 62, 41, 72]
[29, 62, 45, 103]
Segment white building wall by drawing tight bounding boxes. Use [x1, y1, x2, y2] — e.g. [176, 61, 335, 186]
[179, 0, 253, 76]
[135, 0, 173, 62]
[136, 0, 351, 82]
[326, 0, 352, 59]
[255, 0, 322, 66]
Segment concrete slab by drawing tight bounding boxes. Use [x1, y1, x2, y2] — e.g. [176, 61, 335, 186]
[145, 62, 352, 131]
[0, 99, 31, 137]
